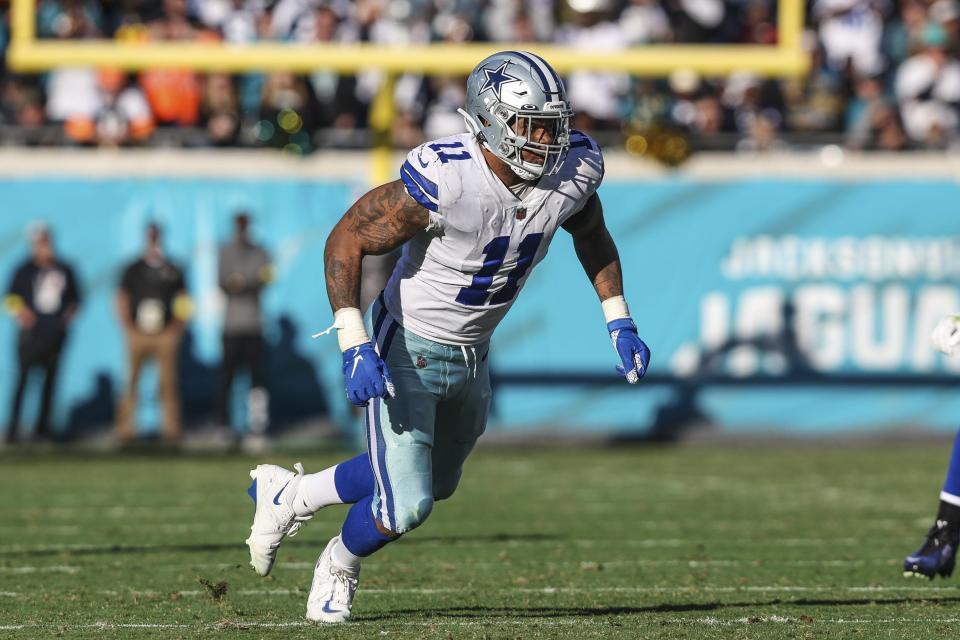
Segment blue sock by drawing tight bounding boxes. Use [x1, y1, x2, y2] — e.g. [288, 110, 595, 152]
[943, 429, 960, 499]
[340, 495, 395, 557]
[334, 453, 376, 503]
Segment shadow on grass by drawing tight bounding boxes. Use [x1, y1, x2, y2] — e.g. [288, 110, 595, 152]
[399, 533, 562, 545]
[357, 596, 960, 621]
[0, 533, 560, 559]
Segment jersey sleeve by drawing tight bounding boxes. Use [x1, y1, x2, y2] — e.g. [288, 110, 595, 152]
[558, 130, 605, 225]
[400, 144, 443, 230]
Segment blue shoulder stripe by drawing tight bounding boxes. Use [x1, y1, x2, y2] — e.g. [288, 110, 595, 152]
[401, 160, 439, 200]
[400, 167, 439, 212]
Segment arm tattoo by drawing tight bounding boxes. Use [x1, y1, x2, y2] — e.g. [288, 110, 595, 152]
[325, 179, 429, 312]
[563, 193, 625, 302]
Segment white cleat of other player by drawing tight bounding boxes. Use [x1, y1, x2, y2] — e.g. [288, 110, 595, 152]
[245, 462, 311, 577]
[306, 536, 360, 623]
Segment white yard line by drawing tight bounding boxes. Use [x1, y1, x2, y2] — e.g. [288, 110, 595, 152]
[2, 584, 958, 599]
[0, 558, 894, 578]
[0, 537, 916, 554]
[181, 558, 887, 571]
[4, 616, 960, 631]
[0, 566, 79, 574]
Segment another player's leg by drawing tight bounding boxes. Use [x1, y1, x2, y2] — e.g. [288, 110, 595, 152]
[904, 428, 960, 579]
[245, 454, 374, 577]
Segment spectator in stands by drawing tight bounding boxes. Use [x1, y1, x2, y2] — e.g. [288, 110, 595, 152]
[558, 0, 630, 131]
[60, 68, 155, 146]
[115, 222, 189, 444]
[305, 5, 368, 142]
[4, 224, 81, 444]
[846, 73, 910, 150]
[781, 37, 845, 135]
[1, 76, 45, 130]
[884, 0, 931, 67]
[815, 0, 887, 77]
[724, 72, 787, 150]
[1, 3, 9, 61]
[257, 71, 315, 153]
[930, 0, 960, 57]
[895, 23, 960, 147]
[217, 212, 271, 450]
[201, 72, 241, 145]
[620, 0, 672, 44]
[37, 0, 104, 39]
[668, 0, 728, 43]
[139, 0, 210, 128]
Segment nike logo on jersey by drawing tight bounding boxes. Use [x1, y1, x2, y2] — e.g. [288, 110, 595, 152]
[417, 150, 430, 169]
[273, 480, 291, 505]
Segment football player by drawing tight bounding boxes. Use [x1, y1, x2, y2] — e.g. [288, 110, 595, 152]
[904, 314, 960, 579]
[245, 51, 650, 622]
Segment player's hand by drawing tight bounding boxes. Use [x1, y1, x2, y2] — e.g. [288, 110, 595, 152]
[932, 314, 960, 356]
[608, 318, 650, 384]
[342, 342, 396, 406]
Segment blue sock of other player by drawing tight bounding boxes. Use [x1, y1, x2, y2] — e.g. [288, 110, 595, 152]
[292, 454, 375, 517]
[938, 429, 960, 529]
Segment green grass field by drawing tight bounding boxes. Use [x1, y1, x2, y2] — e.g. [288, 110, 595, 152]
[1, 445, 958, 639]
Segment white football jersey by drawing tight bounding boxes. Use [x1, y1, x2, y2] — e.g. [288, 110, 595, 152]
[383, 130, 604, 345]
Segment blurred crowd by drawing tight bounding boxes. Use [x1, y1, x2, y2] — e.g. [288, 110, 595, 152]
[0, 0, 959, 153]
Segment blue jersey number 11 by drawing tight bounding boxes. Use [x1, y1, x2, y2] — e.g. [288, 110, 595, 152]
[455, 233, 544, 306]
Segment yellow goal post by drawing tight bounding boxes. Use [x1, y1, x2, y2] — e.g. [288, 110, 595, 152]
[7, 0, 807, 182]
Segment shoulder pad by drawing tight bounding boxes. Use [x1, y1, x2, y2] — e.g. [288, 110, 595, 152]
[400, 135, 472, 214]
[566, 130, 604, 184]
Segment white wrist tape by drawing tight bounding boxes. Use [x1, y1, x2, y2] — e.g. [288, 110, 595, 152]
[334, 307, 370, 352]
[601, 295, 631, 323]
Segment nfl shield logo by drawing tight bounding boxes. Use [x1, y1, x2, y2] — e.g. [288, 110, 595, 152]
[416, 355, 427, 368]
[515, 207, 527, 220]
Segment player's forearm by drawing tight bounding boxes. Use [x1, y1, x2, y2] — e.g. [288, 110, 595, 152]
[323, 228, 363, 313]
[573, 227, 624, 302]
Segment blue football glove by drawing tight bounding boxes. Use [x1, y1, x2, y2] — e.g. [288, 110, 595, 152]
[342, 342, 395, 406]
[607, 318, 650, 384]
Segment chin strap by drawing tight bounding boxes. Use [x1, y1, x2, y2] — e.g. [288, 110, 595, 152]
[458, 108, 481, 137]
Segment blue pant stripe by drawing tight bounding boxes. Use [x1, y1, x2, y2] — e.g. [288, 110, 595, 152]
[365, 399, 390, 530]
[373, 399, 395, 530]
[363, 399, 378, 517]
[381, 320, 400, 359]
[372, 303, 388, 339]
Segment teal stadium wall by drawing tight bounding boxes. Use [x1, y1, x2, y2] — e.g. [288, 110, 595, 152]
[2, 172, 960, 440]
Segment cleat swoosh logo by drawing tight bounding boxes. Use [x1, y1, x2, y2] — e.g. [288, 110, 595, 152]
[273, 480, 291, 506]
[322, 601, 339, 614]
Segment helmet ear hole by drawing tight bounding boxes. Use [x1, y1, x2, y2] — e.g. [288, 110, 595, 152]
[478, 115, 490, 127]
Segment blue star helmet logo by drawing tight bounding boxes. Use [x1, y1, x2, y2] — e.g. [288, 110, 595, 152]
[479, 61, 521, 101]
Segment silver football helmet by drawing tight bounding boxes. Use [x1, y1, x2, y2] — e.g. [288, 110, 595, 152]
[458, 51, 573, 181]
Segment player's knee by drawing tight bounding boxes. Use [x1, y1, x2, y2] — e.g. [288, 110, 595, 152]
[392, 496, 434, 533]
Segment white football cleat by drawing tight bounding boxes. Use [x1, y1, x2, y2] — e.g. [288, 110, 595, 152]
[306, 536, 360, 623]
[245, 462, 311, 577]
